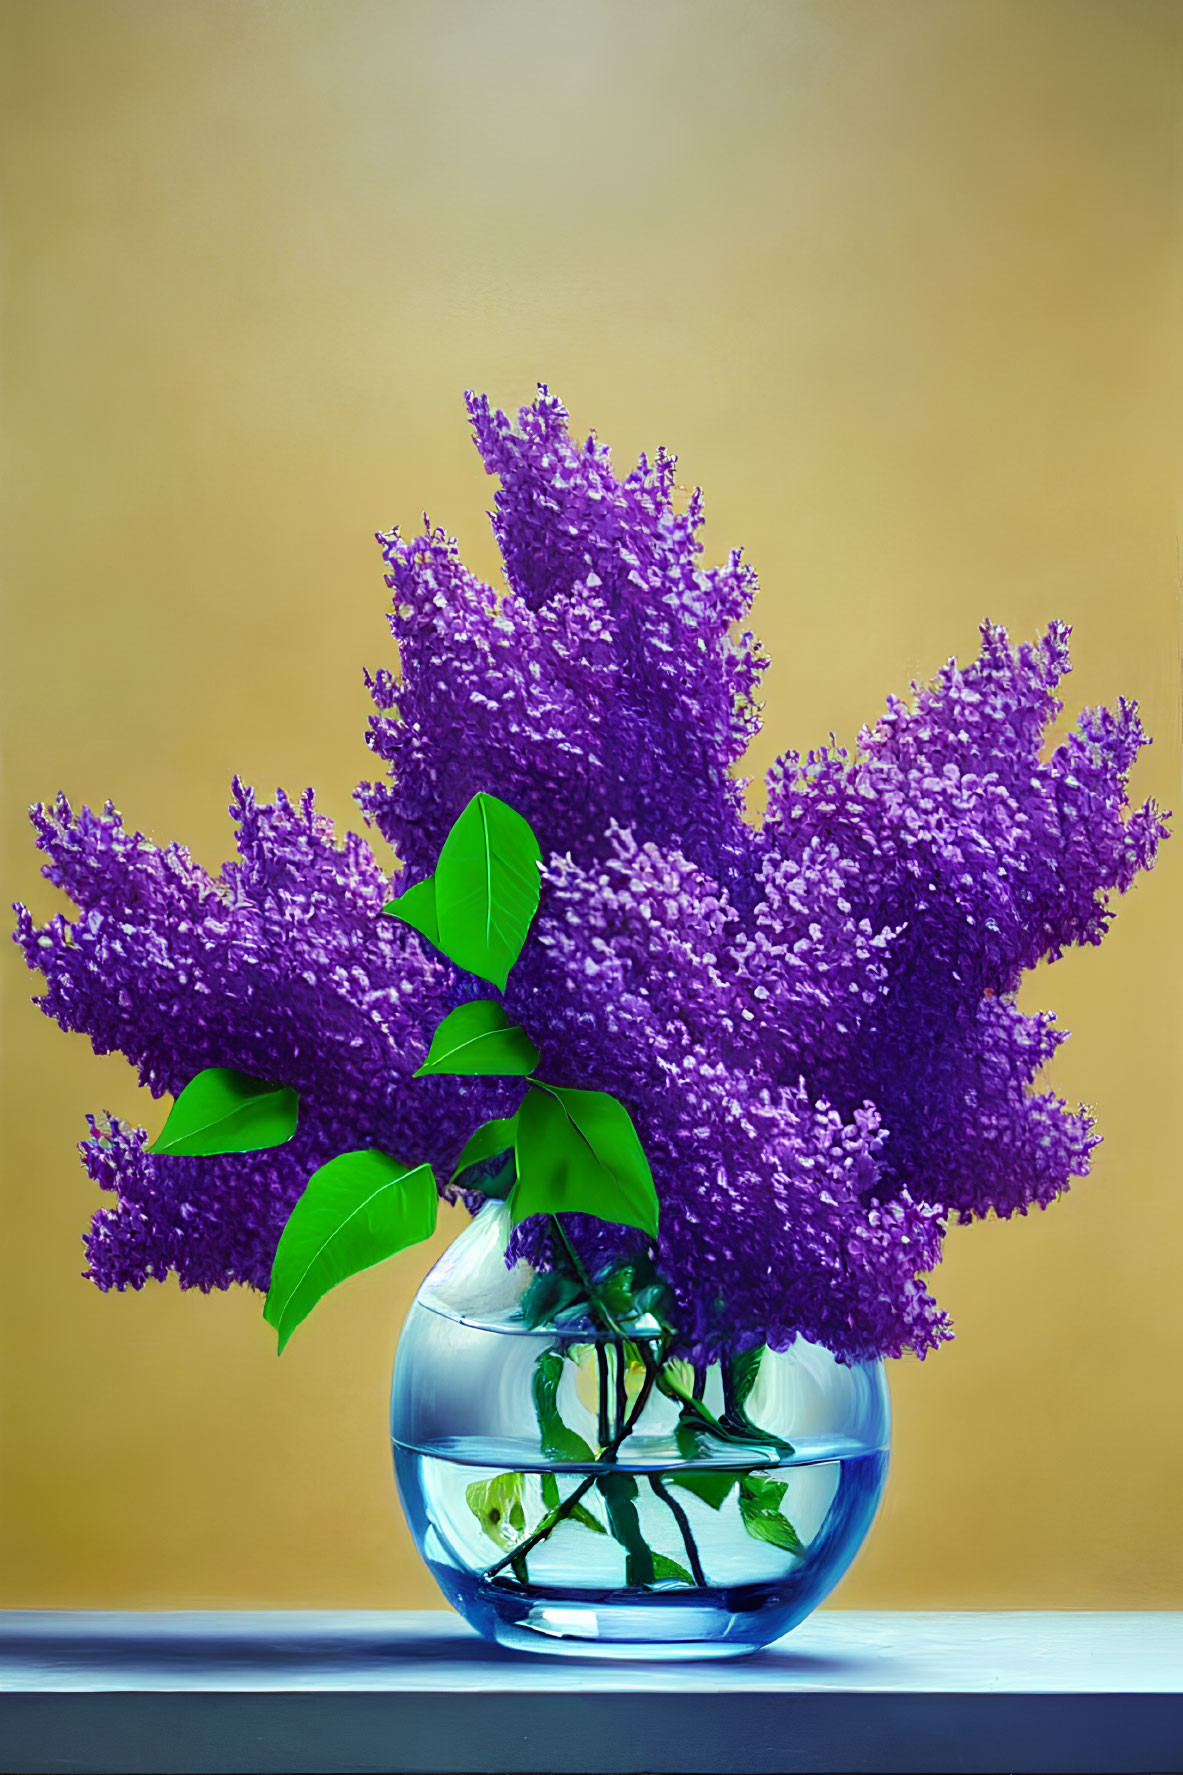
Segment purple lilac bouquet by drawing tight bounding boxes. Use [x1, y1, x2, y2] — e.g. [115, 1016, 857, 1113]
[15, 387, 1167, 1368]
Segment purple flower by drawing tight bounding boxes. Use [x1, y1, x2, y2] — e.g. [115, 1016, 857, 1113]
[359, 388, 765, 900]
[14, 388, 1168, 1360]
[15, 782, 515, 1292]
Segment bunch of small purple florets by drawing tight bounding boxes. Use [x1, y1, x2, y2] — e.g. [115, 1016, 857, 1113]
[14, 388, 1168, 1364]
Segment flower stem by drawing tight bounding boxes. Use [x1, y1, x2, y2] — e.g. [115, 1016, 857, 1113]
[483, 1351, 666, 1581]
[648, 1474, 707, 1587]
[549, 1214, 627, 1337]
[612, 1336, 627, 1443]
[596, 1343, 611, 1448]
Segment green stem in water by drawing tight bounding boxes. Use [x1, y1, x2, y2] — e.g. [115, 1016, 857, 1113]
[612, 1337, 627, 1444]
[486, 1222, 678, 1586]
[648, 1473, 707, 1587]
[596, 1342, 611, 1449]
[549, 1214, 652, 1454]
[483, 1344, 667, 1581]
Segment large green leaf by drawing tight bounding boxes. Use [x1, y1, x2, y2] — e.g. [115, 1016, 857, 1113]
[531, 1348, 595, 1463]
[415, 1001, 539, 1078]
[381, 874, 440, 948]
[434, 793, 542, 989]
[263, 1150, 436, 1353]
[149, 1068, 298, 1157]
[545, 1086, 659, 1233]
[448, 1113, 519, 1196]
[510, 1084, 659, 1238]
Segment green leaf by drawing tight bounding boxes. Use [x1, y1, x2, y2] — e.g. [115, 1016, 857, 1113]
[650, 1551, 694, 1585]
[415, 1001, 540, 1078]
[674, 1416, 714, 1462]
[149, 1068, 298, 1157]
[597, 1471, 654, 1587]
[434, 793, 542, 990]
[729, 1346, 763, 1412]
[738, 1507, 805, 1554]
[537, 1469, 605, 1535]
[510, 1084, 659, 1239]
[448, 1113, 519, 1196]
[596, 1256, 675, 1328]
[739, 1473, 788, 1511]
[263, 1151, 436, 1353]
[532, 1348, 595, 1463]
[465, 1472, 527, 1550]
[658, 1367, 732, 1437]
[718, 1345, 794, 1452]
[669, 1469, 741, 1510]
[737, 1475, 805, 1555]
[464, 1150, 516, 1200]
[660, 1367, 795, 1459]
[518, 1268, 588, 1328]
[568, 1499, 608, 1535]
[382, 874, 439, 947]
[660, 1364, 793, 1457]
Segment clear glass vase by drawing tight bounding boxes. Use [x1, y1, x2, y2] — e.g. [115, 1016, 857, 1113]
[391, 1202, 889, 1658]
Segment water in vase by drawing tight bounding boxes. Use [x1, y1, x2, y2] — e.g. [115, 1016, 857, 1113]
[393, 1435, 888, 1657]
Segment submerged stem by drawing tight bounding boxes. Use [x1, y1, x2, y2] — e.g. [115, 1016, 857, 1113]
[596, 1343, 611, 1449]
[648, 1473, 707, 1587]
[612, 1337, 627, 1444]
[483, 1350, 666, 1581]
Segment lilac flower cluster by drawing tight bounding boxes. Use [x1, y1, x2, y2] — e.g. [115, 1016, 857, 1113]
[358, 391, 765, 899]
[15, 785, 512, 1291]
[15, 389, 1167, 1360]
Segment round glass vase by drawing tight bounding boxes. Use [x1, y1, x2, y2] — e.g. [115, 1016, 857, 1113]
[391, 1202, 889, 1659]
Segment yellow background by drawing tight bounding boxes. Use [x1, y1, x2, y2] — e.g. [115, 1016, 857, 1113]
[1, 0, 1179, 1610]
